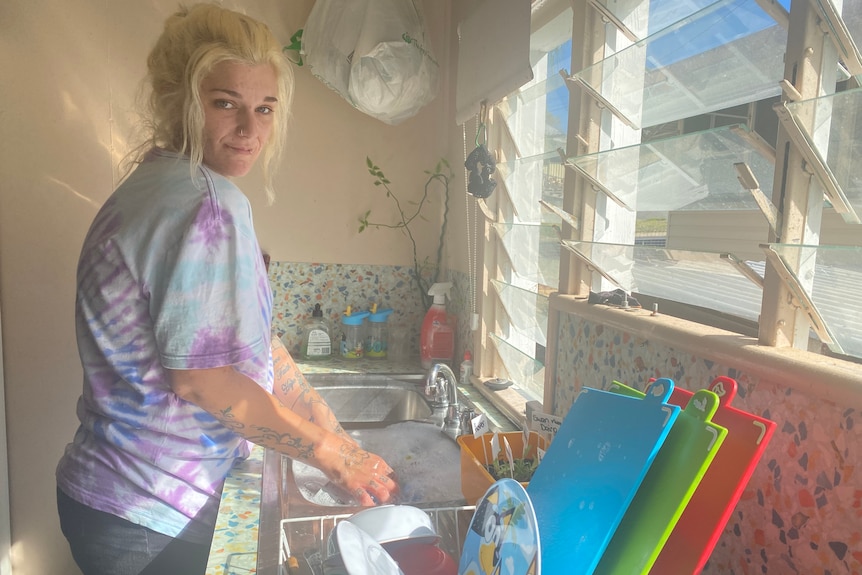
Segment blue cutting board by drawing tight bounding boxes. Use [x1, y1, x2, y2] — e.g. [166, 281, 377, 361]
[527, 379, 680, 575]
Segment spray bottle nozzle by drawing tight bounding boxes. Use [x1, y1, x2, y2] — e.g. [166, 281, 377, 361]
[427, 282, 453, 305]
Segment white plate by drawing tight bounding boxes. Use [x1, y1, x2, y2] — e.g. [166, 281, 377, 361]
[459, 478, 541, 575]
[331, 521, 405, 575]
[326, 505, 439, 562]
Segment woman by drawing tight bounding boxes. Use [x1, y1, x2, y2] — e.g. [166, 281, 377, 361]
[55, 5, 398, 575]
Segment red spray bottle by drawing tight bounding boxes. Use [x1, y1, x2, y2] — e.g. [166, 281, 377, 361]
[419, 282, 455, 369]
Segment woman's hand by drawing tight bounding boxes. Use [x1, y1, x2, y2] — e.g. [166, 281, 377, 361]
[316, 434, 399, 506]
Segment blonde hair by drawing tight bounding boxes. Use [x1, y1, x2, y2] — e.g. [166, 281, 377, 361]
[144, 3, 293, 202]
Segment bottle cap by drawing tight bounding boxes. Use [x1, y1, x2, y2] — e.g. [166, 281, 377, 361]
[427, 282, 453, 304]
[368, 308, 394, 323]
[341, 308, 370, 325]
[463, 350, 472, 361]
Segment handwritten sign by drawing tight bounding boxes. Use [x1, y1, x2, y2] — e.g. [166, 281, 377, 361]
[471, 413, 490, 438]
[529, 410, 563, 438]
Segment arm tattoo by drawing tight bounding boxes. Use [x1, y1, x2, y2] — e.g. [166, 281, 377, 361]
[215, 406, 246, 433]
[247, 425, 316, 460]
[280, 376, 314, 409]
[339, 442, 371, 468]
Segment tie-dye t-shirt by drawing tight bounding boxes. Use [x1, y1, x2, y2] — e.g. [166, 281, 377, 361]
[56, 148, 273, 543]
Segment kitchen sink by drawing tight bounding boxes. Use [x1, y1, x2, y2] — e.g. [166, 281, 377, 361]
[256, 372, 476, 575]
[287, 373, 464, 509]
[307, 379, 434, 424]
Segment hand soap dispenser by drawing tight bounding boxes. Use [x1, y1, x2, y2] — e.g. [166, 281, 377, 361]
[302, 303, 332, 360]
[420, 282, 455, 369]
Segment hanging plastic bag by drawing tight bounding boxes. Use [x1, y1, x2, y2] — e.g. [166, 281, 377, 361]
[302, 0, 439, 125]
[301, 0, 367, 98]
[348, 0, 439, 125]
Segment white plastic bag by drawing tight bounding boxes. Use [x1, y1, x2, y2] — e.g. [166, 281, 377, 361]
[301, 0, 366, 98]
[302, 0, 439, 125]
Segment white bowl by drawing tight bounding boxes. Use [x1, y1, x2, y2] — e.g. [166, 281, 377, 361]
[347, 505, 439, 548]
[326, 505, 439, 561]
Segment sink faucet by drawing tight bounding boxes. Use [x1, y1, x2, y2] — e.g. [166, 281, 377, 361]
[425, 363, 475, 437]
[424, 363, 458, 408]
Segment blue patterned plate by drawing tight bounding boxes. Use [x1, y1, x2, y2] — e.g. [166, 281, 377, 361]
[458, 478, 540, 575]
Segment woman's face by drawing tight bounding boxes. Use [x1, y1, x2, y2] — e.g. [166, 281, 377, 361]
[199, 60, 278, 178]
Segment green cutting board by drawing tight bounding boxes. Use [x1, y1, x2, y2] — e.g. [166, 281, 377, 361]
[593, 381, 727, 575]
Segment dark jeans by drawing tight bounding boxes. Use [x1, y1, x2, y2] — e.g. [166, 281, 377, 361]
[57, 487, 213, 575]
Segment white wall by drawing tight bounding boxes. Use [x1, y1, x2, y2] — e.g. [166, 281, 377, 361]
[0, 1, 458, 573]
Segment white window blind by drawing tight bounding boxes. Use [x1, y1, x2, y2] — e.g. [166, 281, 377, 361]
[455, 0, 533, 125]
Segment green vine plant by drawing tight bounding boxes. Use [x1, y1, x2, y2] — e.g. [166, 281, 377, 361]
[358, 157, 452, 310]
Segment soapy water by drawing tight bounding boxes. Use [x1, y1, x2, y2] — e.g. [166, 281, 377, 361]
[293, 421, 463, 506]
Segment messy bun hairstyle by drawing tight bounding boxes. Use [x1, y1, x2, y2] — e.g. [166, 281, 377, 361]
[145, 3, 293, 202]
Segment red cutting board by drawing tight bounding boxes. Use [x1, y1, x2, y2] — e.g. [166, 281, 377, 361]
[649, 376, 777, 575]
[595, 384, 727, 575]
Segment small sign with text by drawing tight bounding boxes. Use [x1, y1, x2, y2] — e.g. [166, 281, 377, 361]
[529, 410, 562, 439]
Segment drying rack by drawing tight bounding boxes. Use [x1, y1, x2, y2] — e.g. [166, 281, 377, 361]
[279, 504, 476, 575]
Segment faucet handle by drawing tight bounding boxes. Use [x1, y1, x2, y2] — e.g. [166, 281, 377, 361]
[459, 407, 476, 431]
[445, 405, 477, 438]
[424, 377, 442, 401]
[425, 364, 456, 406]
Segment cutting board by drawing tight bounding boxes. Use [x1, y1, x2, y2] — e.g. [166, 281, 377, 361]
[526, 379, 680, 575]
[650, 376, 777, 574]
[595, 382, 727, 575]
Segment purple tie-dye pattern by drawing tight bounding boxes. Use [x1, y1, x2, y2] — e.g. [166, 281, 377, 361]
[56, 150, 272, 543]
[186, 326, 242, 369]
[191, 205, 236, 248]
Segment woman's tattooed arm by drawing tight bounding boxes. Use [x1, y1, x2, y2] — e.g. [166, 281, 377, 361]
[272, 338, 351, 441]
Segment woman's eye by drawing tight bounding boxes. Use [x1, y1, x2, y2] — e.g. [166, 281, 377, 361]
[214, 100, 235, 110]
[256, 106, 274, 115]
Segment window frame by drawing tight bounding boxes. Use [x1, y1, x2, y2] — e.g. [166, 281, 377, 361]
[468, 0, 862, 419]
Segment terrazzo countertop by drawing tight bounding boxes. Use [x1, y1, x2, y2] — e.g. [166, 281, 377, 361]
[205, 445, 265, 575]
[204, 357, 510, 575]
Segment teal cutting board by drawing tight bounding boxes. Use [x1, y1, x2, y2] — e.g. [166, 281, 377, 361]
[595, 381, 727, 575]
[526, 379, 680, 575]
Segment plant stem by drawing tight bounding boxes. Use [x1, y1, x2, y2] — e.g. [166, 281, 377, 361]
[360, 158, 452, 310]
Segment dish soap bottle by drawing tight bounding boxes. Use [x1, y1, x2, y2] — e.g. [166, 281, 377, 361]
[302, 303, 332, 360]
[420, 282, 455, 369]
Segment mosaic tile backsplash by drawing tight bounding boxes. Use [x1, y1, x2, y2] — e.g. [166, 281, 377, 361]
[268, 262, 472, 366]
[553, 312, 862, 575]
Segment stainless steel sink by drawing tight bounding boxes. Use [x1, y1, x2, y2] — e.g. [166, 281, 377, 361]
[288, 373, 464, 508]
[257, 374, 500, 575]
[257, 372, 475, 574]
[309, 381, 433, 424]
